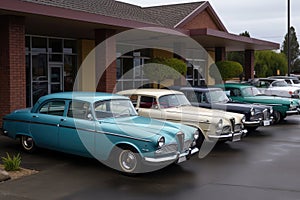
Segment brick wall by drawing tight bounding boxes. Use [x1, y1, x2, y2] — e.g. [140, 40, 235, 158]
[182, 10, 219, 30]
[95, 29, 116, 93]
[0, 16, 26, 126]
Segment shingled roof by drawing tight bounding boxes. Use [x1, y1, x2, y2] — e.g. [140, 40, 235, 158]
[143, 2, 205, 28]
[20, 0, 205, 28]
[20, 0, 160, 25]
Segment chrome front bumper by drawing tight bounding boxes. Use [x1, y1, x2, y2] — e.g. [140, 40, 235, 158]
[244, 119, 272, 127]
[286, 108, 300, 116]
[208, 129, 248, 142]
[143, 147, 199, 164]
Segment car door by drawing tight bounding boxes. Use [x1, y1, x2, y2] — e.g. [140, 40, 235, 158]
[30, 100, 66, 149]
[137, 96, 166, 120]
[58, 100, 96, 156]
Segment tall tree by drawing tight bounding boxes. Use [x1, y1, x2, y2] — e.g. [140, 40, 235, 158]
[254, 51, 287, 77]
[281, 26, 300, 73]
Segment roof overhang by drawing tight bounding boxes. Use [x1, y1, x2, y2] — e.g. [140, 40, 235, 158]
[189, 28, 280, 51]
[0, 0, 163, 39]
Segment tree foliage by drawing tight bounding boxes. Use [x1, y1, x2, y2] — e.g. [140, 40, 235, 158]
[281, 26, 300, 73]
[144, 57, 187, 84]
[254, 51, 287, 77]
[211, 60, 243, 81]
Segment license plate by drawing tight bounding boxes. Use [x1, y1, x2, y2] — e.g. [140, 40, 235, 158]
[232, 134, 241, 142]
[177, 156, 187, 163]
[263, 120, 271, 126]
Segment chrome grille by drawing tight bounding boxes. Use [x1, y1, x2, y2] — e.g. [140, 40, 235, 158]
[160, 144, 178, 154]
[234, 124, 242, 132]
[222, 125, 231, 135]
[263, 109, 270, 120]
[176, 132, 185, 151]
[230, 118, 235, 132]
[184, 140, 193, 150]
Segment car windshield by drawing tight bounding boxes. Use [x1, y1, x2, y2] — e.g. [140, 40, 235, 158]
[271, 80, 288, 87]
[206, 90, 229, 103]
[241, 87, 262, 97]
[158, 94, 191, 108]
[94, 99, 137, 119]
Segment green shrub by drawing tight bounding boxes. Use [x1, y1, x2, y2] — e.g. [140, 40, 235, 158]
[1, 153, 21, 171]
[215, 60, 243, 81]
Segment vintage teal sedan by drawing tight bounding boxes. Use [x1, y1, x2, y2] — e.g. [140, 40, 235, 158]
[1, 92, 200, 174]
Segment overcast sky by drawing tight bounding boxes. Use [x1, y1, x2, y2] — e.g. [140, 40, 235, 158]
[119, 0, 300, 47]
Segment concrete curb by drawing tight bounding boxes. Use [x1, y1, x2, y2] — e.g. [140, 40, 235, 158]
[0, 169, 11, 182]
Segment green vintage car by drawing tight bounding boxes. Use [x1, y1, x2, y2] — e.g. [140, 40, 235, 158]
[216, 83, 300, 123]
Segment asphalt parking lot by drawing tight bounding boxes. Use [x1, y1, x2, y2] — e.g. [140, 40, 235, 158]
[0, 116, 300, 200]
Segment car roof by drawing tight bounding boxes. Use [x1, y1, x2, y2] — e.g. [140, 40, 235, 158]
[220, 83, 252, 89]
[38, 92, 128, 103]
[269, 76, 299, 80]
[118, 88, 183, 98]
[180, 87, 222, 92]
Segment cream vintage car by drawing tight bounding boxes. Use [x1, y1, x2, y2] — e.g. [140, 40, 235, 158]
[118, 89, 247, 145]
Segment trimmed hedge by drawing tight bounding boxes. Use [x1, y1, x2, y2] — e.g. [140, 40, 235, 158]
[215, 60, 243, 81]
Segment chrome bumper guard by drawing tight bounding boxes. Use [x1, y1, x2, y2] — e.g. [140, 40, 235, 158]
[144, 147, 199, 164]
[208, 129, 247, 142]
[244, 119, 272, 127]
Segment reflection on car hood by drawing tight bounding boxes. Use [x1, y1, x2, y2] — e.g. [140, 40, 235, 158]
[99, 116, 193, 142]
[164, 105, 244, 123]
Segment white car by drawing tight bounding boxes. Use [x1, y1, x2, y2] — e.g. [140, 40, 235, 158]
[118, 89, 247, 145]
[249, 78, 300, 98]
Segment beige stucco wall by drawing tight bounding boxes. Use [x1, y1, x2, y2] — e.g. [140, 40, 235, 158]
[77, 39, 96, 91]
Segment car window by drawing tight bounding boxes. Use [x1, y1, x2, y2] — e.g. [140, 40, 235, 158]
[226, 88, 241, 97]
[128, 95, 138, 107]
[158, 94, 190, 108]
[184, 91, 199, 103]
[272, 80, 288, 87]
[94, 99, 137, 119]
[39, 101, 65, 116]
[140, 96, 157, 109]
[67, 101, 92, 120]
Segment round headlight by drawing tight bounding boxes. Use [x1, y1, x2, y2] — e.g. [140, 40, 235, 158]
[250, 107, 255, 116]
[157, 136, 165, 148]
[216, 119, 223, 129]
[241, 116, 246, 123]
[194, 130, 200, 140]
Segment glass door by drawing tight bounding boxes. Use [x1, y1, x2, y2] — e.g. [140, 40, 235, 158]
[49, 63, 63, 93]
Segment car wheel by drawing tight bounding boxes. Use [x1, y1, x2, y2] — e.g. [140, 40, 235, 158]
[117, 148, 141, 174]
[20, 135, 36, 153]
[273, 111, 282, 124]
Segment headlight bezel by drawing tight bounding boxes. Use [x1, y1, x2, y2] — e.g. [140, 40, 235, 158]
[216, 119, 223, 130]
[157, 136, 165, 148]
[250, 107, 255, 116]
[193, 129, 200, 140]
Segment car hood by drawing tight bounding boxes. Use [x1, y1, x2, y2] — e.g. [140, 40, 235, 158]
[99, 116, 194, 143]
[210, 102, 253, 113]
[163, 105, 244, 124]
[243, 95, 296, 105]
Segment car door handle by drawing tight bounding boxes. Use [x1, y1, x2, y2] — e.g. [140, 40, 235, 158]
[32, 115, 39, 118]
[60, 118, 66, 122]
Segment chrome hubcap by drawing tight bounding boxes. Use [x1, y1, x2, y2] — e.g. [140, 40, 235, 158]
[23, 136, 33, 149]
[119, 150, 137, 172]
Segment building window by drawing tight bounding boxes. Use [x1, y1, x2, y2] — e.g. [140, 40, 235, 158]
[26, 36, 78, 106]
[116, 51, 150, 91]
